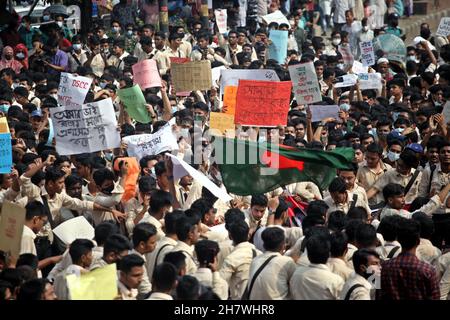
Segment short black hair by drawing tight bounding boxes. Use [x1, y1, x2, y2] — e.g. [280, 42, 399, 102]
[195, 240, 220, 265]
[94, 221, 119, 246]
[163, 251, 186, 274]
[69, 239, 94, 265]
[347, 206, 369, 222]
[228, 219, 249, 244]
[224, 208, 245, 229]
[92, 168, 115, 187]
[132, 223, 157, 248]
[411, 212, 434, 240]
[16, 279, 50, 301]
[306, 234, 330, 264]
[330, 232, 348, 258]
[262, 227, 285, 252]
[25, 201, 47, 221]
[44, 166, 65, 183]
[382, 183, 404, 202]
[377, 215, 404, 242]
[117, 254, 145, 274]
[175, 216, 197, 242]
[327, 211, 348, 232]
[164, 210, 184, 235]
[103, 234, 132, 256]
[250, 194, 268, 207]
[152, 262, 177, 292]
[352, 249, 379, 273]
[149, 190, 173, 214]
[176, 275, 200, 300]
[329, 177, 347, 193]
[355, 224, 377, 248]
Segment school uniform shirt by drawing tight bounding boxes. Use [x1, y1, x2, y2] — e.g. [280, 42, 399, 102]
[373, 168, 422, 204]
[323, 191, 369, 215]
[91, 180, 124, 226]
[327, 257, 354, 282]
[244, 208, 268, 233]
[219, 242, 261, 300]
[289, 263, 345, 300]
[417, 163, 440, 197]
[380, 194, 443, 220]
[285, 181, 322, 201]
[345, 243, 359, 269]
[20, 225, 37, 256]
[356, 162, 392, 206]
[253, 225, 303, 253]
[248, 252, 297, 300]
[107, 51, 129, 70]
[340, 273, 373, 300]
[118, 280, 138, 300]
[123, 198, 143, 236]
[435, 252, 450, 279]
[176, 186, 190, 209]
[193, 268, 229, 300]
[146, 292, 173, 300]
[130, 250, 152, 299]
[217, 240, 234, 270]
[430, 167, 450, 214]
[90, 258, 108, 271]
[376, 240, 401, 261]
[416, 238, 441, 266]
[139, 214, 165, 241]
[171, 241, 198, 275]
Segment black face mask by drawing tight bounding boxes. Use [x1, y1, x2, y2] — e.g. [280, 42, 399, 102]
[101, 185, 114, 195]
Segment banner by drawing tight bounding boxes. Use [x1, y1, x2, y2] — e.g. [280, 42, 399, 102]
[437, 18, 450, 37]
[132, 59, 162, 90]
[358, 73, 383, 90]
[289, 62, 322, 105]
[171, 60, 212, 92]
[360, 41, 375, 67]
[53, 216, 95, 245]
[122, 123, 179, 160]
[117, 85, 151, 124]
[51, 98, 121, 155]
[223, 86, 238, 115]
[57, 72, 93, 108]
[209, 112, 235, 134]
[220, 69, 280, 94]
[268, 30, 288, 65]
[215, 9, 228, 34]
[235, 80, 292, 127]
[67, 264, 118, 300]
[0, 201, 25, 258]
[0, 133, 12, 174]
[309, 105, 340, 122]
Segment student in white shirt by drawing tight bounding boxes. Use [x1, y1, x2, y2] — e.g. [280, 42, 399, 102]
[146, 263, 177, 300]
[117, 254, 145, 300]
[170, 215, 200, 275]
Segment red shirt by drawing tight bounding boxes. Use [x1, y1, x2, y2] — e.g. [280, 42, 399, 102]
[379, 252, 440, 300]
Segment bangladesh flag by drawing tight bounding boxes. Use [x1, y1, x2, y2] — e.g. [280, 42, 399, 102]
[212, 137, 355, 196]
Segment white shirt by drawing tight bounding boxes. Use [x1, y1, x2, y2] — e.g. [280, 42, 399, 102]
[340, 273, 373, 300]
[20, 225, 37, 256]
[146, 292, 173, 300]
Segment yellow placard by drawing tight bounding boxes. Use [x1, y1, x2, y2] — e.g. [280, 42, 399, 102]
[209, 112, 235, 135]
[0, 117, 9, 133]
[66, 263, 118, 300]
[223, 86, 237, 115]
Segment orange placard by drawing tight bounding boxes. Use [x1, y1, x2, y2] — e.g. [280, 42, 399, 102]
[223, 86, 237, 115]
[235, 80, 292, 127]
[114, 157, 140, 203]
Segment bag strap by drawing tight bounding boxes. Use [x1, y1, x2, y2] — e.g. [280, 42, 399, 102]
[71, 53, 82, 66]
[245, 254, 277, 299]
[41, 195, 55, 229]
[404, 169, 420, 196]
[427, 165, 437, 195]
[349, 193, 358, 211]
[153, 243, 172, 271]
[344, 284, 364, 300]
[387, 246, 401, 259]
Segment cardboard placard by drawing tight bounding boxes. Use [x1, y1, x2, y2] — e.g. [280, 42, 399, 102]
[171, 60, 212, 92]
[209, 112, 235, 134]
[0, 201, 26, 258]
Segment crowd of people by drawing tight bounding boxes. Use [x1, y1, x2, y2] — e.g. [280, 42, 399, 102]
[0, 0, 450, 301]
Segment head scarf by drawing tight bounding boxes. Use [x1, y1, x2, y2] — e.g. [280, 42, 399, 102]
[14, 43, 29, 69]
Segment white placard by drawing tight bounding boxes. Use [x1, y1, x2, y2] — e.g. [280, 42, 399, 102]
[57, 72, 93, 108]
[360, 41, 375, 67]
[53, 216, 95, 245]
[51, 98, 121, 155]
[167, 153, 233, 203]
[309, 105, 340, 122]
[288, 62, 322, 105]
[352, 61, 369, 74]
[211, 66, 226, 88]
[261, 10, 290, 26]
[215, 9, 228, 34]
[122, 123, 179, 160]
[358, 73, 382, 90]
[219, 69, 280, 94]
[334, 74, 358, 88]
[436, 17, 450, 37]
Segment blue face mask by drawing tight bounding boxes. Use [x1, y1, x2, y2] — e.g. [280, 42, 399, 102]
[171, 106, 178, 114]
[43, 15, 50, 21]
[99, 82, 107, 89]
[340, 103, 350, 112]
[0, 104, 10, 113]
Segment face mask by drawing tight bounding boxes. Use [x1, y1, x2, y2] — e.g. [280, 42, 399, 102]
[406, 55, 417, 62]
[193, 115, 205, 122]
[101, 184, 114, 195]
[387, 151, 400, 162]
[43, 15, 50, 21]
[395, 127, 404, 134]
[150, 167, 156, 178]
[392, 112, 400, 122]
[336, 63, 345, 70]
[180, 128, 190, 139]
[102, 48, 110, 55]
[332, 38, 341, 46]
[104, 152, 113, 162]
[16, 52, 25, 60]
[5, 55, 12, 60]
[171, 106, 178, 114]
[12, 83, 20, 89]
[127, 30, 133, 36]
[0, 104, 10, 113]
[362, 26, 369, 32]
[99, 82, 107, 89]
[56, 21, 63, 27]
[112, 27, 120, 33]
[73, 44, 82, 51]
[340, 103, 350, 112]
[50, 93, 58, 100]
[434, 101, 442, 107]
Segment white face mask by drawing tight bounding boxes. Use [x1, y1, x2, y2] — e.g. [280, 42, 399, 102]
[395, 127, 404, 134]
[56, 21, 63, 27]
[73, 44, 82, 51]
[50, 93, 58, 100]
[362, 26, 369, 32]
[16, 52, 25, 59]
[387, 151, 400, 162]
[180, 128, 190, 139]
[337, 63, 345, 70]
[332, 38, 341, 46]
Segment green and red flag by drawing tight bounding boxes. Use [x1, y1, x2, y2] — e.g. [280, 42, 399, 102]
[213, 137, 354, 196]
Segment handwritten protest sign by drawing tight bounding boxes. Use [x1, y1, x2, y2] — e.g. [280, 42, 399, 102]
[338, 45, 354, 69]
[436, 18, 450, 37]
[268, 30, 288, 65]
[334, 74, 358, 88]
[352, 61, 368, 74]
[0, 117, 9, 133]
[215, 9, 228, 34]
[132, 59, 161, 90]
[209, 112, 235, 134]
[0, 133, 12, 173]
[288, 62, 322, 105]
[50, 98, 121, 155]
[309, 105, 340, 122]
[358, 73, 382, 90]
[171, 60, 212, 92]
[262, 10, 290, 26]
[0, 201, 25, 258]
[117, 85, 151, 124]
[122, 123, 179, 160]
[167, 153, 233, 203]
[360, 41, 375, 66]
[235, 80, 292, 127]
[220, 69, 280, 94]
[223, 86, 238, 115]
[53, 216, 95, 245]
[57, 72, 93, 108]
[67, 264, 118, 300]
